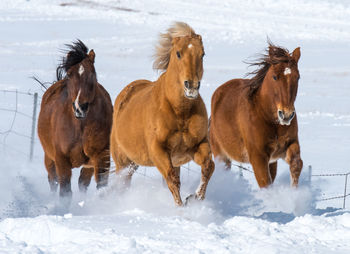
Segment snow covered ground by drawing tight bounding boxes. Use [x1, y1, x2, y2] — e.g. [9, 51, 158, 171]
[0, 0, 350, 253]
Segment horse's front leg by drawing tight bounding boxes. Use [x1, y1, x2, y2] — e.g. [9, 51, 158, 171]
[93, 149, 110, 189]
[189, 140, 215, 202]
[249, 150, 271, 188]
[285, 142, 303, 187]
[150, 140, 182, 206]
[78, 167, 94, 192]
[44, 154, 58, 192]
[55, 154, 72, 207]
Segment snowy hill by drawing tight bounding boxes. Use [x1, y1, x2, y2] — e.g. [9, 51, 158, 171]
[0, 0, 350, 253]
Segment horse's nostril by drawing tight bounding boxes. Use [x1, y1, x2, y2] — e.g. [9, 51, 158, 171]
[289, 111, 295, 120]
[80, 103, 89, 112]
[278, 110, 284, 119]
[184, 80, 190, 88]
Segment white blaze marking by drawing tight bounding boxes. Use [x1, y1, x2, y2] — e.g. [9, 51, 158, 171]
[74, 89, 81, 111]
[188, 43, 193, 49]
[78, 65, 84, 76]
[284, 67, 291, 75]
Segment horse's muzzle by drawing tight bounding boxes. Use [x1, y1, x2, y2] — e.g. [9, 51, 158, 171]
[184, 80, 200, 99]
[184, 87, 199, 99]
[73, 102, 88, 119]
[277, 109, 295, 125]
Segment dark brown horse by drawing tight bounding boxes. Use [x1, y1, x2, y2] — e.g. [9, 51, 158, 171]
[38, 40, 113, 203]
[210, 42, 303, 188]
[110, 22, 214, 206]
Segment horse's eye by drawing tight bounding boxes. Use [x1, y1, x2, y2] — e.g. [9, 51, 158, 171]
[273, 75, 277, 81]
[202, 52, 205, 58]
[176, 51, 181, 59]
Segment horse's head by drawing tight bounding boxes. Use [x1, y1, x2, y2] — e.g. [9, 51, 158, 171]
[153, 22, 204, 100]
[68, 50, 97, 119]
[267, 46, 300, 125]
[171, 34, 204, 99]
[249, 43, 301, 126]
[57, 40, 98, 119]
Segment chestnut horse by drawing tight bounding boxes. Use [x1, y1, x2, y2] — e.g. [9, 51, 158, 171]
[110, 22, 214, 206]
[210, 43, 303, 188]
[38, 40, 113, 203]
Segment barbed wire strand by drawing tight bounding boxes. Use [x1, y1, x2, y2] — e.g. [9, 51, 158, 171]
[312, 172, 350, 177]
[2, 90, 18, 144]
[0, 89, 43, 99]
[317, 193, 350, 202]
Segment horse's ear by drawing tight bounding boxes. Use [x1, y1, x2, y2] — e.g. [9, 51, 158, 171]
[88, 49, 95, 63]
[268, 46, 277, 57]
[67, 68, 72, 77]
[66, 52, 72, 60]
[292, 47, 301, 63]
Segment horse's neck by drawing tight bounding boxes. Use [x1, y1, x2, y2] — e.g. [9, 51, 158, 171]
[156, 70, 193, 117]
[253, 80, 275, 125]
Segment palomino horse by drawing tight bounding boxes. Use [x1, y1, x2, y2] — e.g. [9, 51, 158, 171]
[110, 22, 215, 206]
[38, 40, 113, 202]
[210, 42, 303, 188]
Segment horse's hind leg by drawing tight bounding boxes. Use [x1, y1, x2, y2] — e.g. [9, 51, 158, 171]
[124, 162, 139, 187]
[269, 161, 277, 183]
[78, 167, 94, 192]
[210, 129, 230, 170]
[222, 156, 231, 170]
[44, 154, 58, 192]
[112, 147, 138, 189]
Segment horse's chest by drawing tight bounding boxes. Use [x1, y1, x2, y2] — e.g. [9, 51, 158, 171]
[168, 129, 196, 150]
[269, 135, 290, 161]
[69, 143, 89, 167]
[59, 129, 90, 167]
[166, 130, 196, 167]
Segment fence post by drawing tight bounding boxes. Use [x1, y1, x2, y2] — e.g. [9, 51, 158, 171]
[343, 174, 348, 209]
[239, 164, 243, 179]
[29, 92, 38, 161]
[308, 165, 312, 186]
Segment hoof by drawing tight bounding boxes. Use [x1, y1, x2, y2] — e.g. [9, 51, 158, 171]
[184, 194, 198, 206]
[175, 201, 184, 207]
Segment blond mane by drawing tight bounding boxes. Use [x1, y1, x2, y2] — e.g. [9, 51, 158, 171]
[153, 22, 196, 71]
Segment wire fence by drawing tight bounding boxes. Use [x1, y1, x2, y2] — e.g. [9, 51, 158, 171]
[229, 163, 350, 209]
[1, 89, 349, 209]
[0, 89, 40, 161]
[308, 165, 349, 209]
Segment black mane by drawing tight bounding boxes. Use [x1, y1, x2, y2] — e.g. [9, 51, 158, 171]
[246, 41, 291, 99]
[56, 39, 89, 81]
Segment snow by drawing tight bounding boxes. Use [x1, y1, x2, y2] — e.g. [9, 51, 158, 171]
[1, 212, 350, 253]
[1, 0, 350, 253]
